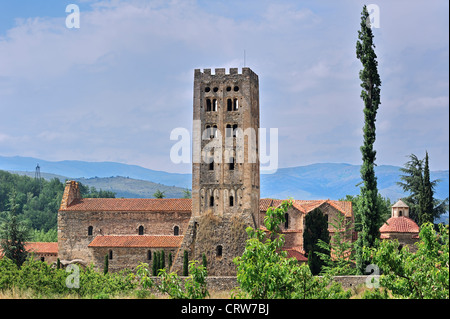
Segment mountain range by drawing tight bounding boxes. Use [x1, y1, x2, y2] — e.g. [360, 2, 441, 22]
[1, 155, 448, 204]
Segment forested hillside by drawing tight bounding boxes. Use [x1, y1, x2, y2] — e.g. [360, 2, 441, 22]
[0, 170, 115, 242]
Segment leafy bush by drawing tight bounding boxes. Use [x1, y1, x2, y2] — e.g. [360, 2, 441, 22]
[233, 199, 350, 299]
[363, 222, 449, 299]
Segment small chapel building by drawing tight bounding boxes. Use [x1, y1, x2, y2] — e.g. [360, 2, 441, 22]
[379, 199, 420, 252]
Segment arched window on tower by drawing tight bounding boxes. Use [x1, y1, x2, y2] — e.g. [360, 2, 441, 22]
[229, 195, 234, 207]
[210, 196, 214, 207]
[138, 225, 144, 235]
[206, 99, 212, 112]
[174, 226, 180, 236]
[88, 226, 93, 236]
[233, 98, 239, 110]
[227, 99, 232, 111]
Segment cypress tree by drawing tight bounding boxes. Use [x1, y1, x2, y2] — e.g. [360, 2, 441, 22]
[0, 190, 30, 267]
[202, 253, 207, 270]
[160, 250, 165, 270]
[103, 254, 109, 274]
[303, 208, 330, 275]
[183, 250, 189, 276]
[420, 151, 434, 225]
[152, 251, 158, 275]
[355, 5, 383, 274]
[168, 252, 173, 269]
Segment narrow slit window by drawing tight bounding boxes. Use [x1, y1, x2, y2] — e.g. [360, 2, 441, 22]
[174, 226, 180, 236]
[88, 226, 93, 236]
[227, 99, 232, 111]
[229, 157, 235, 170]
[210, 196, 214, 207]
[138, 225, 144, 235]
[206, 99, 212, 112]
[284, 213, 289, 229]
[229, 196, 234, 207]
[216, 245, 223, 257]
[109, 250, 113, 260]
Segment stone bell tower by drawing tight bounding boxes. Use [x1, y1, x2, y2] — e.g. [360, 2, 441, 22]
[173, 67, 260, 275]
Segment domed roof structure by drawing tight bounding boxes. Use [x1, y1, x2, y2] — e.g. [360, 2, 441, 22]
[380, 216, 420, 234]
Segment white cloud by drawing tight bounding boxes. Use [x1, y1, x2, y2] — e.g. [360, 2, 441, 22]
[0, 0, 448, 172]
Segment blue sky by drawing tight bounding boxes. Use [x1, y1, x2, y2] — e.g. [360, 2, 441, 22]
[0, 0, 448, 173]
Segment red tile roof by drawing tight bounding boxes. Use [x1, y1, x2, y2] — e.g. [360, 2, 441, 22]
[379, 216, 420, 234]
[61, 198, 192, 212]
[25, 242, 58, 255]
[88, 235, 184, 248]
[284, 247, 308, 262]
[260, 198, 353, 217]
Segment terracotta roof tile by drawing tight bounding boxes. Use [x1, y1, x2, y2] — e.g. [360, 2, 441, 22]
[25, 242, 58, 255]
[62, 198, 192, 212]
[284, 247, 308, 262]
[260, 198, 352, 217]
[379, 216, 420, 234]
[88, 235, 184, 248]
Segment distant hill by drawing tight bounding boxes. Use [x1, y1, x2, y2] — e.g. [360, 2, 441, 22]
[7, 171, 188, 199]
[1, 155, 448, 202]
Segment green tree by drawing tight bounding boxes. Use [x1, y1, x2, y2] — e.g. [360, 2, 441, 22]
[363, 223, 449, 299]
[316, 213, 356, 276]
[183, 189, 192, 199]
[421, 152, 434, 225]
[355, 5, 383, 273]
[233, 199, 350, 299]
[182, 250, 189, 276]
[202, 253, 207, 270]
[152, 251, 158, 276]
[103, 254, 109, 274]
[153, 189, 166, 199]
[398, 153, 448, 225]
[0, 190, 30, 267]
[303, 208, 330, 275]
[160, 250, 165, 270]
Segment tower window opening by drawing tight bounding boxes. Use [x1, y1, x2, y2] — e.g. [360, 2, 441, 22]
[138, 225, 144, 235]
[226, 86, 231, 91]
[206, 99, 212, 111]
[284, 213, 289, 229]
[174, 226, 180, 236]
[210, 196, 214, 207]
[213, 87, 218, 92]
[109, 250, 113, 260]
[234, 86, 239, 92]
[213, 99, 218, 111]
[229, 196, 234, 207]
[229, 157, 235, 170]
[205, 87, 210, 92]
[226, 124, 232, 137]
[88, 226, 93, 236]
[209, 159, 214, 170]
[233, 98, 239, 110]
[232, 124, 238, 137]
[399, 210, 403, 217]
[227, 99, 232, 111]
[147, 250, 152, 260]
[216, 245, 223, 257]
